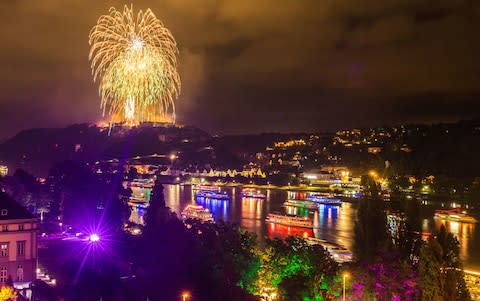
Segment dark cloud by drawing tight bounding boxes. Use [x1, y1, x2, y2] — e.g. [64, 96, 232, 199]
[0, 0, 479, 138]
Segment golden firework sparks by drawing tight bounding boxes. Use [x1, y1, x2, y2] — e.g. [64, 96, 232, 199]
[89, 5, 180, 124]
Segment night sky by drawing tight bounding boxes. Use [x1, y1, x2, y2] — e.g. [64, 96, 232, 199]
[0, 0, 479, 139]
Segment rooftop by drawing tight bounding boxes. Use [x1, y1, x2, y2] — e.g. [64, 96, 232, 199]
[0, 191, 35, 220]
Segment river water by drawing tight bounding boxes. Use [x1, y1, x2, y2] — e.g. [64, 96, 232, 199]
[129, 184, 480, 270]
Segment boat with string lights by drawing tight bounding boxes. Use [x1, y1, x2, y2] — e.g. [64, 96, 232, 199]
[306, 195, 342, 206]
[181, 205, 214, 222]
[129, 178, 154, 188]
[195, 190, 230, 200]
[193, 184, 220, 192]
[283, 200, 318, 210]
[127, 196, 149, 208]
[266, 213, 313, 228]
[434, 208, 478, 223]
[241, 188, 266, 199]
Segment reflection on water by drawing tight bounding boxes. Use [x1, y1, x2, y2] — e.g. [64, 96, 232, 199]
[165, 184, 181, 213]
[267, 223, 313, 238]
[240, 197, 264, 239]
[284, 205, 311, 217]
[434, 220, 476, 264]
[313, 203, 354, 250]
[130, 206, 146, 225]
[287, 191, 308, 200]
[196, 197, 230, 221]
[128, 184, 480, 270]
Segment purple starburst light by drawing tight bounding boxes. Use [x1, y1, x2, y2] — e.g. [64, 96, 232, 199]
[89, 233, 100, 242]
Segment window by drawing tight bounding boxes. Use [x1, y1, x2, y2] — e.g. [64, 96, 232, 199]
[0, 267, 6, 283]
[18, 224, 24, 231]
[16, 265, 23, 281]
[0, 243, 8, 257]
[1, 225, 7, 232]
[17, 241, 25, 257]
[0, 209, 7, 216]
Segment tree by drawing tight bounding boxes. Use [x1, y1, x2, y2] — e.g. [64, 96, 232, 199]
[350, 252, 418, 301]
[48, 160, 100, 227]
[4, 169, 44, 212]
[127, 166, 138, 181]
[139, 176, 187, 300]
[0, 286, 17, 301]
[419, 226, 471, 301]
[103, 182, 131, 232]
[467, 177, 480, 207]
[48, 161, 131, 229]
[143, 176, 174, 230]
[419, 239, 443, 301]
[353, 175, 389, 262]
[243, 236, 339, 300]
[139, 197, 259, 301]
[396, 197, 422, 261]
[435, 226, 471, 301]
[186, 220, 259, 301]
[13, 168, 36, 193]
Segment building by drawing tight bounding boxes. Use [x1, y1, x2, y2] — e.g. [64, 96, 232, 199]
[0, 165, 7, 177]
[367, 146, 382, 154]
[0, 191, 37, 291]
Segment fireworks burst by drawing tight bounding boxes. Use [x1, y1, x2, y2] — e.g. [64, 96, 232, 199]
[89, 5, 180, 124]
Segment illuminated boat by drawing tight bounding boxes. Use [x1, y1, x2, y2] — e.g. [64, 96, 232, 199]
[283, 200, 317, 210]
[306, 195, 342, 206]
[196, 190, 230, 200]
[266, 213, 313, 228]
[305, 237, 352, 263]
[129, 179, 154, 188]
[434, 208, 478, 223]
[128, 197, 149, 208]
[193, 184, 220, 192]
[241, 188, 266, 199]
[181, 205, 214, 222]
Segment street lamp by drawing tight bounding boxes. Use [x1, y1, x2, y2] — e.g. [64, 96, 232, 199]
[182, 292, 190, 301]
[89, 233, 100, 242]
[169, 153, 177, 176]
[343, 273, 349, 301]
[170, 153, 177, 164]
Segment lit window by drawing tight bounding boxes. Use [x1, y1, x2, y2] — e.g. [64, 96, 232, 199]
[0, 243, 8, 257]
[1, 225, 7, 232]
[17, 241, 25, 257]
[0, 267, 7, 283]
[18, 224, 24, 231]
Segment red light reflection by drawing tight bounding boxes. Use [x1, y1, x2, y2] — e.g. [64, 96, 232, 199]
[267, 223, 313, 239]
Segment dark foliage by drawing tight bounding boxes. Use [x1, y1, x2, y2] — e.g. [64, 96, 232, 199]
[353, 175, 390, 262]
[137, 179, 258, 300]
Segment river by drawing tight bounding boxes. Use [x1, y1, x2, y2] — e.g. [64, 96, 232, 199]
[129, 184, 480, 271]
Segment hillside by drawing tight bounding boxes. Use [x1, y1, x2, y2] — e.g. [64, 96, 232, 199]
[0, 123, 235, 175]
